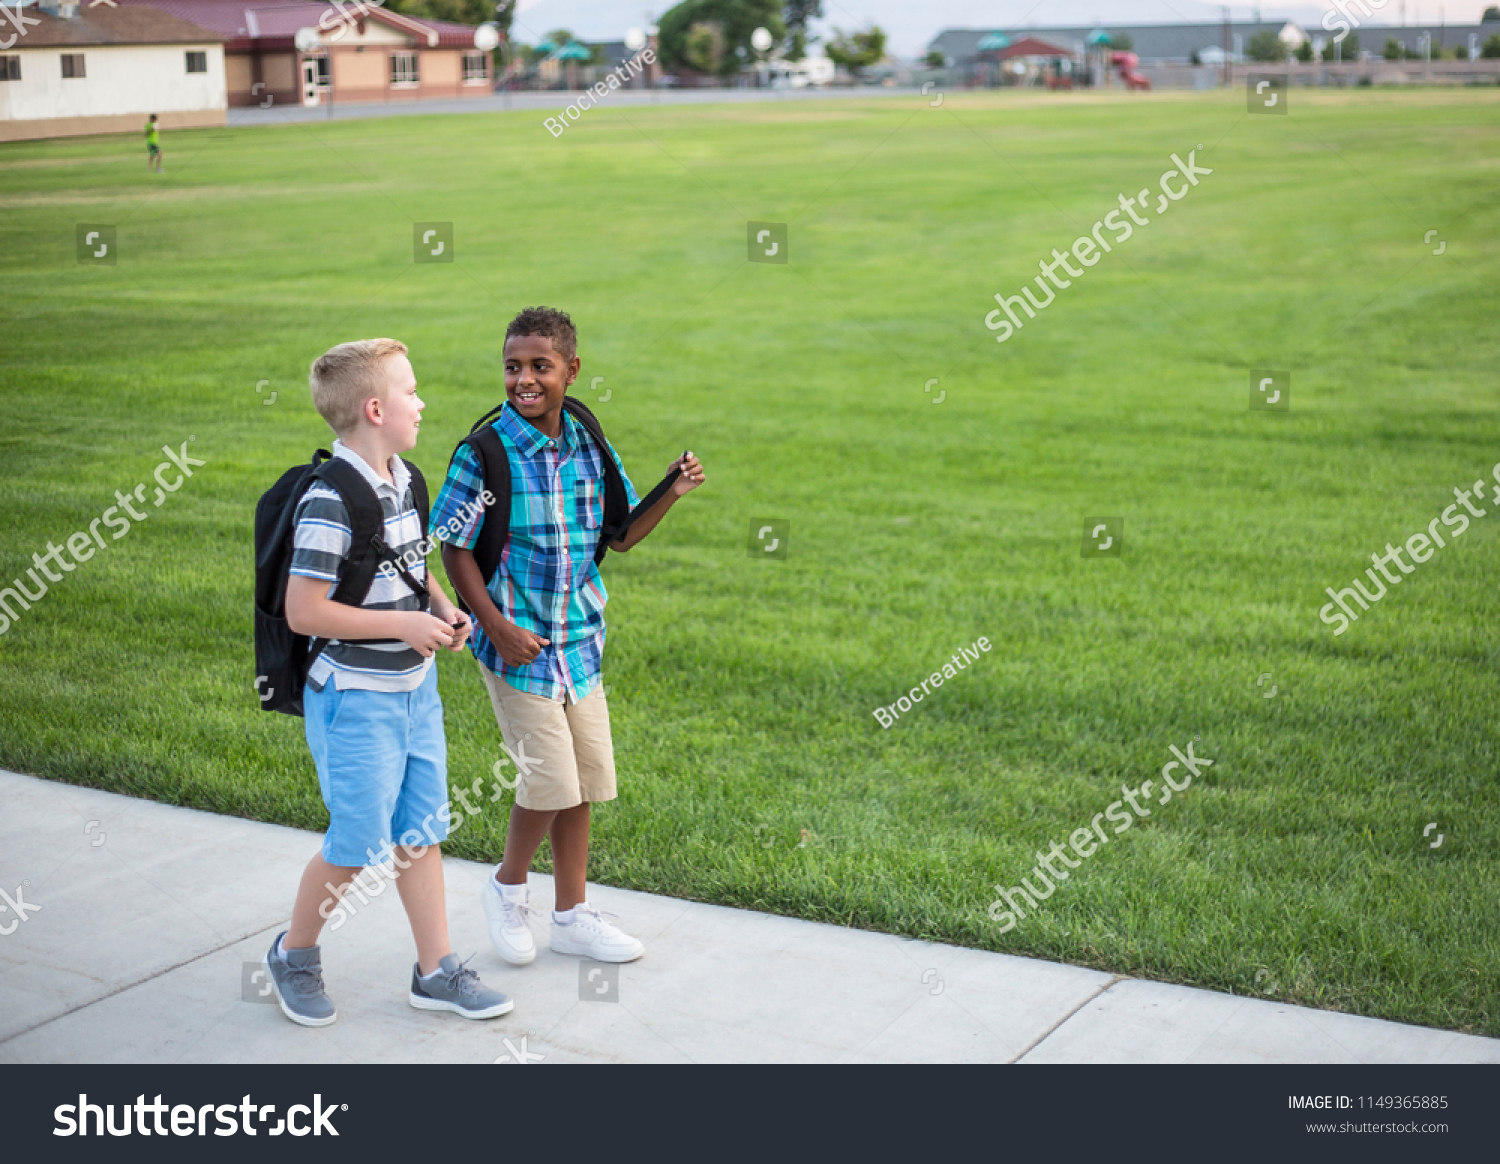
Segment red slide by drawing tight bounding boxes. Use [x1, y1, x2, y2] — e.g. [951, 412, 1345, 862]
[1111, 51, 1151, 90]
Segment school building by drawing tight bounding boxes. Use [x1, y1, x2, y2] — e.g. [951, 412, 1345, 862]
[109, 0, 494, 108]
[0, 1, 227, 143]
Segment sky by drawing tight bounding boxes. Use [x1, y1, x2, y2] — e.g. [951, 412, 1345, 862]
[512, 0, 1496, 56]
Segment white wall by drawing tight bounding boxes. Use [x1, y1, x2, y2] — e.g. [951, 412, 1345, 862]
[0, 43, 225, 122]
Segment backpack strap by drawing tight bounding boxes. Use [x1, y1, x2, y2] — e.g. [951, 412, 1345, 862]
[302, 456, 430, 672]
[458, 424, 513, 602]
[562, 396, 683, 564]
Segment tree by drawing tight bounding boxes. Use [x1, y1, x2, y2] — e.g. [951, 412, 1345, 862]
[1322, 32, 1356, 59]
[1295, 39, 1313, 62]
[1112, 34, 1133, 52]
[658, 0, 786, 76]
[784, 0, 821, 62]
[825, 24, 886, 76]
[684, 21, 725, 72]
[1483, 33, 1500, 58]
[386, 0, 495, 28]
[1483, 6, 1499, 20]
[1383, 37, 1404, 60]
[1247, 30, 1286, 62]
[925, 49, 945, 67]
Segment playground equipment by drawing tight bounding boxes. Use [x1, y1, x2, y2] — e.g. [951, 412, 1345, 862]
[1111, 51, 1151, 90]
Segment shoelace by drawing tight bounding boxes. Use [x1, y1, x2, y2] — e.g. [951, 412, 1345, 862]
[503, 897, 536, 931]
[284, 960, 325, 999]
[437, 955, 486, 998]
[572, 903, 623, 934]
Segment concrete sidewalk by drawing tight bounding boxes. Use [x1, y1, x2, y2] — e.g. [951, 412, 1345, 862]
[2, 770, 1495, 1065]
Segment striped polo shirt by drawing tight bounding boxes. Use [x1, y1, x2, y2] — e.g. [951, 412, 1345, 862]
[289, 441, 432, 693]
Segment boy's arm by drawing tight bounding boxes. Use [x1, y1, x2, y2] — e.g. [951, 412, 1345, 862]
[285, 575, 455, 657]
[425, 572, 472, 652]
[608, 451, 705, 552]
[439, 543, 549, 666]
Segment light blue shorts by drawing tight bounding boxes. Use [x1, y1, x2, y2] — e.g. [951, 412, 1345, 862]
[303, 665, 449, 867]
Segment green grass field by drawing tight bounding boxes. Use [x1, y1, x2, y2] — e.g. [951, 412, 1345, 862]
[2, 88, 1497, 1035]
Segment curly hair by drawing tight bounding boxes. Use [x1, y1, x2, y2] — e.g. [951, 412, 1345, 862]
[505, 306, 577, 363]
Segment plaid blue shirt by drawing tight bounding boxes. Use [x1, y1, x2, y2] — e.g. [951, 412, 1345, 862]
[431, 402, 638, 702]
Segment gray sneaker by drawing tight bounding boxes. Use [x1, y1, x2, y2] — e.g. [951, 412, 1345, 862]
[409, 954, 514, 1020]
[264, 932, 337, 1027]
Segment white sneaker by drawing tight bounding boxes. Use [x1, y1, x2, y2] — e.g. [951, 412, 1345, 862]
[482, 877, 536, 965]
[550, 902, 644, 963]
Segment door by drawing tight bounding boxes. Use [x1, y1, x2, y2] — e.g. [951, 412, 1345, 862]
[302, 58, 320, 106]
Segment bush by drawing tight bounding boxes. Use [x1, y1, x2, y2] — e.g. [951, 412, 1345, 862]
[1383, 37, 1404, 60]
[1295, 40, 1313, 62]
[1322, 33, 1358, 60]
[1248, 30, 1285, 62]
[1483, 34, 1500, 59]
[925, 49, 944, 68]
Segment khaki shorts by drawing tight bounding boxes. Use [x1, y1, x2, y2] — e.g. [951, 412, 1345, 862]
[476, 661, 617, 811]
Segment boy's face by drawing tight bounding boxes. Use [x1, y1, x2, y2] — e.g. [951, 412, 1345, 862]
[368, 353, 424, 451]
[504, 334, 578, 431]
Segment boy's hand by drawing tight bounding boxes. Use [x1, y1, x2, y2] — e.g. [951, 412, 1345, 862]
[397, 612, 457, 657]
[441, 608, 472, 652]
[485, 617, 551, 668]
[671, 451, 705, 497]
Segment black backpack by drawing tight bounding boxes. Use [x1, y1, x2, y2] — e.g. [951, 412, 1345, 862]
[452, 396, 681, 611]
[254, 450, 430, 717]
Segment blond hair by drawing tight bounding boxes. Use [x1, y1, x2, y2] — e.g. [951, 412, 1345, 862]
[308, 338, 408, 436]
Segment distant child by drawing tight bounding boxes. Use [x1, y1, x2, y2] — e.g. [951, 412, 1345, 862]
[265, 338, 512, 1026]
[145, 114, 162, 173]
[433, 307, 705, 966]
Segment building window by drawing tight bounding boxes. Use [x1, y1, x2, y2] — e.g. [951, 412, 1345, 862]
[462, 51, 488, 82]
[61, 53, 86, 79]
[315, 54, 330, 86]
[0, 56, 19, 81]
[186, 50, 207, 73]
[390, 51, 418, 86]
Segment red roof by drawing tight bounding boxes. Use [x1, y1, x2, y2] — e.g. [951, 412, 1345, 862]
[105, 0, 482, 51]
[996, 37, 1070, 59]
[14, 6, 223, 47]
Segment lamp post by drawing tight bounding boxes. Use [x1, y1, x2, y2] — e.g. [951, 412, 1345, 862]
[475, 22, 500, 108]
[294, 26, 327, 117]
[625, 26, 646, 92]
